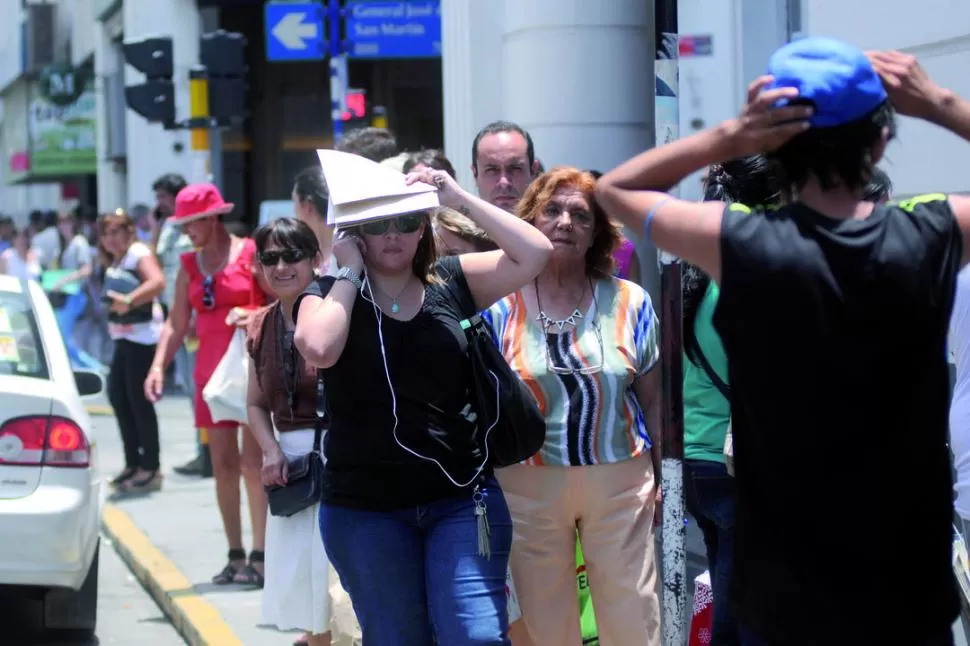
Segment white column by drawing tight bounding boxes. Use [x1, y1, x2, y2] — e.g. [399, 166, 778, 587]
[123, 0, 200, 204]
[94, 20, 125, 212]
[502, 0, 653, 173]
[441, 0, 505, 191]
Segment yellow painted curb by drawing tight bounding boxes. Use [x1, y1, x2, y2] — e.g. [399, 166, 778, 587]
[86, 404, 114, 416]
[101, 504, 243, 646]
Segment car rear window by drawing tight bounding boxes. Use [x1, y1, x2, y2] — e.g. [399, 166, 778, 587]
[0, 291, 48, 379]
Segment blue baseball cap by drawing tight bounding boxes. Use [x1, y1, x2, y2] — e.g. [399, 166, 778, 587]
[767, 37, 888, 128]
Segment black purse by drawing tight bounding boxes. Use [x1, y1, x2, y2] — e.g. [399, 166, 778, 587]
[265, 370, 326, 518]
[461, 313, 546, 466]
[103, 265, 155, 325]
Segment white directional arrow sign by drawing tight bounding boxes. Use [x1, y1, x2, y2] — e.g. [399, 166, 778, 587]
[272, 12, 319, 51]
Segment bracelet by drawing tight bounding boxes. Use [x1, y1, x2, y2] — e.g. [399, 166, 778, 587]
[336, 266, 363, 290]
[149, 366, 163, 374]
[644, 198, 673, 241]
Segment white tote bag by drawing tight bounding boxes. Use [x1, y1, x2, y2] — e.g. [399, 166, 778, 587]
[202, 329, 249, 424]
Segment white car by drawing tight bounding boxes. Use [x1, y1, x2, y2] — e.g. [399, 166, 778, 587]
[0, 275, 104, 638]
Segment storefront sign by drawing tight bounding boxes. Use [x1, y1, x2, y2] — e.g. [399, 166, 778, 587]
[28, 80, 96, 176]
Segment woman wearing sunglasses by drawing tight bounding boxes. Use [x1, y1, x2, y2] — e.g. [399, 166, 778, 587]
[482, 167, 662, 645]
[247, 218, 332, 646]
[293, 163, 553, 645]
[144, 184, 270, 587]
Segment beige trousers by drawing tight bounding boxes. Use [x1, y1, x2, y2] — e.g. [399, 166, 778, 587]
[497, 454, 661, 646]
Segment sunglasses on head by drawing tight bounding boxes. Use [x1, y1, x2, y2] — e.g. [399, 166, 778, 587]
[258, 249, 309, 266]
[359, 212, 424, 236]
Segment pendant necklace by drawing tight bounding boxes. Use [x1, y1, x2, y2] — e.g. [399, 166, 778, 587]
[534, 278, 587, 332]
[372, 278, 410, 314]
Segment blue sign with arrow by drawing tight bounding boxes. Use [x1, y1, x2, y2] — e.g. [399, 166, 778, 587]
[346, 1, 441, 59]
[265, 2, 326, 62]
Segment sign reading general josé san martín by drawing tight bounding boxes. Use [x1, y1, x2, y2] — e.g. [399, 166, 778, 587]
[345, 1, 441, 59]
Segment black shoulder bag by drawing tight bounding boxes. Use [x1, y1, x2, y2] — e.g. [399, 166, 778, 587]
[265, 370, 327, 518]
[441, 260, 546, 467]
[461, 313, 546, 467]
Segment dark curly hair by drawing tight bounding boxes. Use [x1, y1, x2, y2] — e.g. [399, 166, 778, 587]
[683, 155, 783, 365]
[516, 167, 619, 277]
[770, 101, 896, 193]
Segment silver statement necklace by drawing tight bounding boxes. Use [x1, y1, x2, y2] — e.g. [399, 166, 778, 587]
[534, 278, 586, 332]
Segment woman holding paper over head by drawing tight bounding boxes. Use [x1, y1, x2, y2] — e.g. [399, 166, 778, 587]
[293, 150, 552, 645]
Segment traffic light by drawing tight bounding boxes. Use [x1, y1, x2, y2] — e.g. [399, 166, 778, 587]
[122, 37, 175, 125]
[200, 30, 247, 126]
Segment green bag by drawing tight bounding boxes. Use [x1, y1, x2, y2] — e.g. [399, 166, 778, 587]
[576, 534, 599, 645]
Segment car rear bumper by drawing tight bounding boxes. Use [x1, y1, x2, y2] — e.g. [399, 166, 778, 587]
[0, 469, 101, 590]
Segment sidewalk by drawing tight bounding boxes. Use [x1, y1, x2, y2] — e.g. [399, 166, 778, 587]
[91, 393, 708, 645]
[91, 394, 298, 646]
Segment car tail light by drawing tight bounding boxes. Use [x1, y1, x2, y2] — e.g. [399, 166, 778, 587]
[0, 416, 89, 468]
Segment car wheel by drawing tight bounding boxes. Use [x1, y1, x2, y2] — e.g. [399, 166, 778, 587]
[42, 539, 98, 639]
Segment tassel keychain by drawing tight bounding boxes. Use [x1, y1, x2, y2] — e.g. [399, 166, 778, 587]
[473, 485, 491, 559]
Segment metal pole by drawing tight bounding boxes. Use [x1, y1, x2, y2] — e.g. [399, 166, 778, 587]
[329, 1, 345, 145]
[188, 66, 211, 184]
[655, 0, 687, 643]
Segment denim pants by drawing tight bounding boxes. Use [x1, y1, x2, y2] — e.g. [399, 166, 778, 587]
[685, 459, 740, 646]
[54, 292, 103, 372]
[320, 477, 512, 645]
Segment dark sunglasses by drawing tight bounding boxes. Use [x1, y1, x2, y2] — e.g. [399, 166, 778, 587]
[202, 275, 215, 310]
[359, 213, 424, 236]
[258, 249, 309, 266]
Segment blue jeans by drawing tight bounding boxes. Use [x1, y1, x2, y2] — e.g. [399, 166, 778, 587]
[320, 478, 512, 645]
[54, 292, 104, 372]
[685, 459, 740, 646]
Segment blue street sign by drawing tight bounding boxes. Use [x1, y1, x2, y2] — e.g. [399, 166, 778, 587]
[346, 1, 441, 59]
[265, 2, 326, 62]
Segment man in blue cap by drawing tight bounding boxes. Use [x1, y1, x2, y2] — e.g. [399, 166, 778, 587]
[597, 38, 970, 645]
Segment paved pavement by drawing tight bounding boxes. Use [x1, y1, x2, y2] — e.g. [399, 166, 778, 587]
[90, 394, 289, 645]
[88, 392, 708, 645]
[0, 535, 184, 646]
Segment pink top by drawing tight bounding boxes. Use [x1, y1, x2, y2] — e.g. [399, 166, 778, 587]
[613, 238, 636, 279]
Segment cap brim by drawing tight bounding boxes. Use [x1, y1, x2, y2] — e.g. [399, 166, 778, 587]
[169, 203, 234, 225]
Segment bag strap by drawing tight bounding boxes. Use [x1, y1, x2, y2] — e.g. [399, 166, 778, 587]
[312, 369, 326, 453]
[689, 331, 730, 400]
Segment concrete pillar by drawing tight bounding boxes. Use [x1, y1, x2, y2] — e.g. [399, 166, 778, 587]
[502, 0, 653, 173]
[94, 21, 125, 212]
[122, 0, 200, 204]
[441, 0, 505, 191]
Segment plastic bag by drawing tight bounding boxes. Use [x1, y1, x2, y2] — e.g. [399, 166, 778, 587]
[202, 329, 249, 424]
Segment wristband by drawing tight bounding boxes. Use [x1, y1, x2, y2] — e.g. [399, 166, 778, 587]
[644, 198, 673, 241]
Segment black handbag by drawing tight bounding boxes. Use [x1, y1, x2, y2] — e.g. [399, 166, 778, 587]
[103, 266, 155, 325]
[461, 313, 546, 466]
[265, 370, 326, 518]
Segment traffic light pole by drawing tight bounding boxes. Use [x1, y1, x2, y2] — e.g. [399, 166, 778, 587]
[188, 66, 212, 184]
[655, 0, 687, 643]
[329, 0, 346, 144]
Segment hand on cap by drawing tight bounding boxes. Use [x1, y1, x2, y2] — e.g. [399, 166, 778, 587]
[866, 50, 949, 121]
[722, 76, 812, 157]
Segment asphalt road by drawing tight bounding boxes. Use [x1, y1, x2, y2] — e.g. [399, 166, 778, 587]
[0, 537, 184, 646]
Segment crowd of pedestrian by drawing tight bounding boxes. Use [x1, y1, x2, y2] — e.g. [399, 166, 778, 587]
[6, 34, 970, 646]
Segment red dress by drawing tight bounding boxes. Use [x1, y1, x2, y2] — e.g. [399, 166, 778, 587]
[181, 238, 266, 429]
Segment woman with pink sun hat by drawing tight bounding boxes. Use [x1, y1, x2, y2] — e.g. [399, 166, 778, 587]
[144, 183, 271, 587]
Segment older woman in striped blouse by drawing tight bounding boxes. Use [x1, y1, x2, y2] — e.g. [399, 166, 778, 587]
[483, 166, 662, 646]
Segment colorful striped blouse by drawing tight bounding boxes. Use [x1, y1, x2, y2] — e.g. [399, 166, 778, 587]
[483, 278, 659, 467]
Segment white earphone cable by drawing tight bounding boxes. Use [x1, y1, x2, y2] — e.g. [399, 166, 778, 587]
[361, 273, 500, 489]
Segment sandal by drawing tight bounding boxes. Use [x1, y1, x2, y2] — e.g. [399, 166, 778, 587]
[122, 470, 163, 493]
[293, 633, 310, 646]
[110, 467, 136, 487]
[213, 548, 247, 585]
[233, 550, 265, 587]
